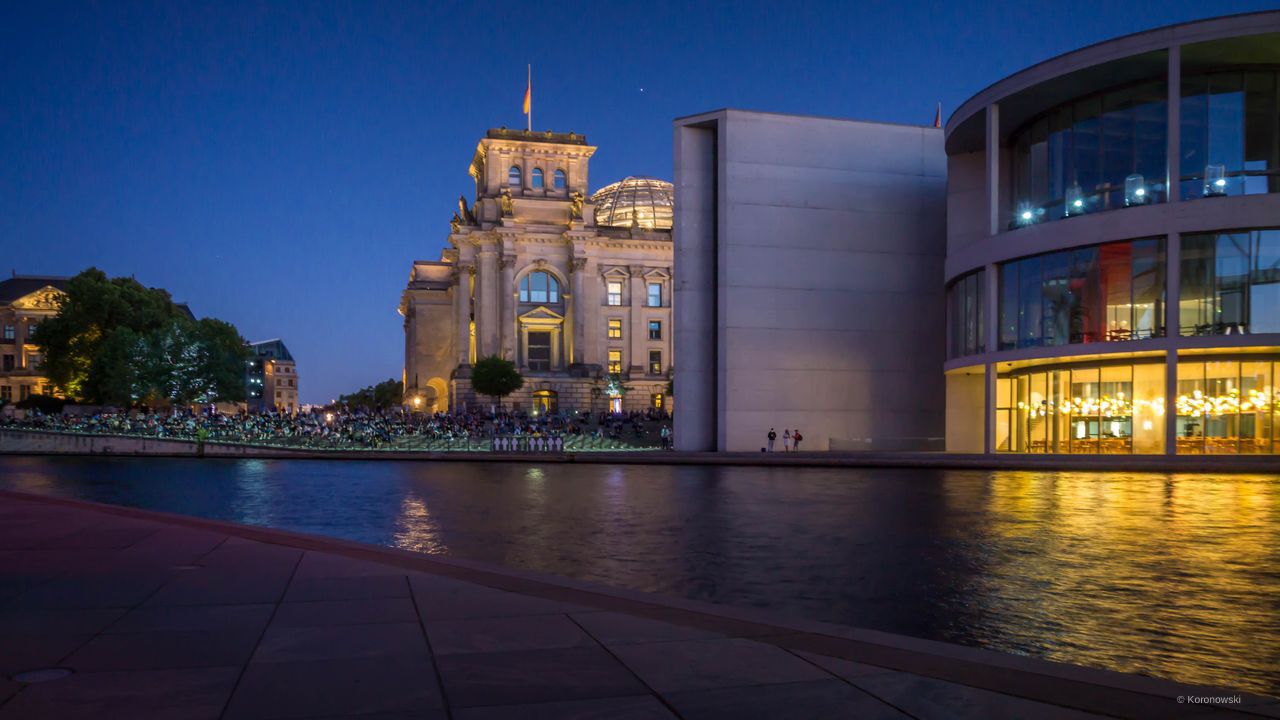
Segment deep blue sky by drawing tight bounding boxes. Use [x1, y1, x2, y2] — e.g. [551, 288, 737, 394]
[2, 1, 1274, 403]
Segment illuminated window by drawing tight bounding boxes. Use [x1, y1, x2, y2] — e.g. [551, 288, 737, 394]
[648, 320, 661, 340]
[2, 325, 13, 342]
[648, 351, 662, 375]
[652, 393, 663, 409]
[531, 168, 544, 189]
[519, 272, 560, 303]
[508, 166, 522, 187]
[647, 283, 662, 307]
[554, 169, 566, 189]
[607, 319, 622, 339]
[607, 281, 623, 306]
[608, 350, 622, 374]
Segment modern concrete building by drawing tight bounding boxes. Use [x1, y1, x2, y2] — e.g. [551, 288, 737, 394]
[401, 128, 674, 415]
[944, 11, 1280, 456]
[0, 275, 68, 404]
[673, 110, 947, 452]
[245, 339, 298, 413]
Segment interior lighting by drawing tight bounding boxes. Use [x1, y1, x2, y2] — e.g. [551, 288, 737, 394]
[1065, 185, 1086, 217]
[1204, 164, 1227, 196]
[1124, 174, 1147, 207]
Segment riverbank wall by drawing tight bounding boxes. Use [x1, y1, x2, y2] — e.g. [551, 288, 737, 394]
[4, 427, 1280, 471]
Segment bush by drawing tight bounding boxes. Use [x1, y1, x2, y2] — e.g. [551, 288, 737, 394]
[15, 394, 67, 414]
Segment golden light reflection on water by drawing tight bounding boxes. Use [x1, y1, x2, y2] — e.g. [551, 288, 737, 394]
[392, 495, 447, 555]
[957, 471, 1280, 695]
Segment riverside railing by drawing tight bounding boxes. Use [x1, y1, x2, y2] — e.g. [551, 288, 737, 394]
[490, 435, 566, 452]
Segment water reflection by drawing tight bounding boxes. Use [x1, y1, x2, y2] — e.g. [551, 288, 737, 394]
[0, 456, 1276, 696]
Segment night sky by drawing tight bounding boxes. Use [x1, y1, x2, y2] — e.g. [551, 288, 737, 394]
[2, 1, 1273, 403]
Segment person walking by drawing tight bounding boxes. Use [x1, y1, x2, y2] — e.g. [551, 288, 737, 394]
[783, 429, 793, 452]
[767, 428, 777, 452]
[793, 429, 803, 452]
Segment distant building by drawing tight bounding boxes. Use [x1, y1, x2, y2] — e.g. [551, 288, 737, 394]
[0, 275, 69, 403]
[401, 128, 673, 415]
[245, 339, 298, 412]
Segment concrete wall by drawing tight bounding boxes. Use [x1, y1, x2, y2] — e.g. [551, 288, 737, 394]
[945, 369, 986, 453]
[0, 429, 318, 458]
[674, 109, 948, 452]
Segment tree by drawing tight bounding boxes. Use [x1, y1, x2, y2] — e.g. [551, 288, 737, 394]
[37, 268, 249, 405]
[470, 355, 523, 410]
[336, 379, 403, 410]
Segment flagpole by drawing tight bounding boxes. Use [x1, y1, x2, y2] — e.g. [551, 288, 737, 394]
[527, 64, 532, 132]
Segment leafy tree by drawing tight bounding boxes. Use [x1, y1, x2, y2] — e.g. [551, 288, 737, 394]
[470, 355, 523, 409]
[337, 379, 404, 410]
[37, 268, 248, 405]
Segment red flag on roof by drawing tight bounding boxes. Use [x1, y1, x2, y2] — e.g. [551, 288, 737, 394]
[934, 102, 942, 129]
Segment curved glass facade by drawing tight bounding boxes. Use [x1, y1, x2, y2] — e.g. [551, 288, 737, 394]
[1010, 81, 1167, 226]
[1180, 69, 1280, 199]
[1176, 358, 1278, 454]
[995, 360, 1166, 454]
[1179, 229, 1280, 336]
[945, 270, 984, 359]
[998, 238, 1165, 350]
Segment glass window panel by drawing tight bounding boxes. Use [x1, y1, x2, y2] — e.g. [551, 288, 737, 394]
[519, 275, 529, 302]
[1133, 83, 1168, 203]
[1250, 230, 1280, 334]
[554, 169, 567, 189]
[999, 264, 1019, 350]
[1072, 96, 1103, 205]
[1132, 363, 1166, 454]
[1243, 72, 1278, 192]
[1042, 252, 1071, 347]
[1207, 73, 1245, 195]
[1203, 361, 1240, 454]
[1180, 234, 1215, 336]
[1131, 239, 1164, 339]
[1070, 247, 1101, 344]
[1099, 365, 1133, 454]
[1216, 232, 1249, 331]
[1069, 367, 1101, 454]
[1102, 88, 1134, 210]
[508, 166, 522, 187]
[1018, 257, 1043, 348]
[1100, 242, 1134, 341]
[1240, 361, 1272, 454]
[1177, 361, 1206, 454]
[1180, 73, 1210, 200]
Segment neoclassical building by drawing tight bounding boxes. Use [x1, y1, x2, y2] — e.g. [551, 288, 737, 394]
[401, 128, 673, 414]
[0, 275, 68, 404]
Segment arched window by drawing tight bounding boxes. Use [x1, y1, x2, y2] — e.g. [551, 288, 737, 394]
[531, 168, 544, 189]
[519, 271, 560, 304]
[553, 169, 567, 189]
[508, 166, 522, 187]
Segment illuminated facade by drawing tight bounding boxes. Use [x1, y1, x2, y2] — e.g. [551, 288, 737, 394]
[944, 12, 1280, 455]
[400, 129, 673, 414]
[245, 339, 298, 413]
[0, 275, 68, 404]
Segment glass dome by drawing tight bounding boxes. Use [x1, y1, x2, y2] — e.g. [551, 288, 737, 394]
[591, 176, 674, 230]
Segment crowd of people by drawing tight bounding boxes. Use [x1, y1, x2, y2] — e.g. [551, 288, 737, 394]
[0, 405, 674, 451]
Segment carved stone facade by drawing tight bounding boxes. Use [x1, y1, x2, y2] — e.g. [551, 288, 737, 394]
[0, 276, 69, 403]
[400, 129, 673, 414]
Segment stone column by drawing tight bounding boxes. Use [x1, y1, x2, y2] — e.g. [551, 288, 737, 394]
[500, 255, 516, 360]
[570, 257, 587, 365]
[454, 265, 473, 367]
[629, 265, 646, 374]
[1164, 231, 1181, 457]
[477, 250, 499, 357]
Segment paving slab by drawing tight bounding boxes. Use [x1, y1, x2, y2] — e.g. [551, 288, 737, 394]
[0, 666, 240, 720]
[63, 627, 262, 671]
[434, 645, 649, 708]
[425, 613, 596, 655]
[271, 597, 418, 627]
[453, 694, 678, 719]
[105, 603, 275, 634]
[664, 678, 915, 720]
[252, 622, 429, 663]
[223, 656, 443, 719]
[610, 637, 831, 693]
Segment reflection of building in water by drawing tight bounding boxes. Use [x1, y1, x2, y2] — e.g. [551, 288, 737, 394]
[400, 129, 673, 414]
[942, 12, 1280, 456]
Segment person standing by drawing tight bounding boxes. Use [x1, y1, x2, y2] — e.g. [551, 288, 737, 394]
[767, 428, 777, 452]
[783, 429, 792, 452]
[793, 429, 803, 452]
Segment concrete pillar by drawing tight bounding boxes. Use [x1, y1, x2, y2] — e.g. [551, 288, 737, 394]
[984, 362, 997, 454]
[983, 263, 999, 355]
[570, 257, 586, 364]
[477, 250, 499, 357]
[1164, 231, 1181, 456]
[1166, 44, 1181, 205]
[986, 104, 1001, 236]
[673, 122, 718, 452]
[499, 255, 516, 361]
[629, 265, 646, 374]
[454, 266, 473, 366]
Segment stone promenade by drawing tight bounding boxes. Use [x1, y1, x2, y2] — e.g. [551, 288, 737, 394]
[0, 491, 1275, 719]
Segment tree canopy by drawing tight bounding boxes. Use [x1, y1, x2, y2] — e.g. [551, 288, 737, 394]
[470, 355, 523, 407]
[336, 378, 404, 410]
[37, 268, 249, 406]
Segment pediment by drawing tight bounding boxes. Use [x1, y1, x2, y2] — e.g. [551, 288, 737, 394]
[643, 268, 671, 281]
[601, 266, 630, 278]
[11, 286, 65, 311]
[518, 306, 565, 322]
